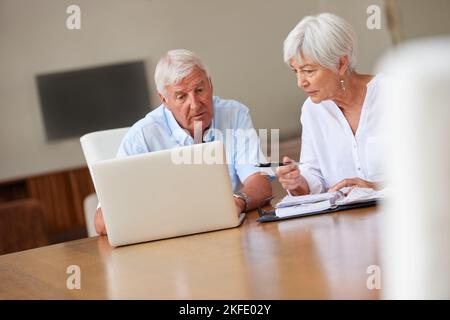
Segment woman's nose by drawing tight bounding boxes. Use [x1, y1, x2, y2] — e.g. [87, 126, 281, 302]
[297, 74, 308, 89]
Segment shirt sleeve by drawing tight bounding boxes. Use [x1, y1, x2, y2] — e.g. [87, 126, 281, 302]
[233, 106, 274, 184]
[97, 130, 148, 208]
[299, 104, 327, 194]
[116, 130, 148, 158]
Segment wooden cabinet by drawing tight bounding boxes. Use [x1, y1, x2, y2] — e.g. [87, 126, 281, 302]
[0, 167, 95, 245]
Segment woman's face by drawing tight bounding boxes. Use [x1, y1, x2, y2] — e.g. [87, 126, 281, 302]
[289, 55, 341, 104]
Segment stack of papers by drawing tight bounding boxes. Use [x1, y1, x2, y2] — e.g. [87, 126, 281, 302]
[275, 187, 385, 218]
[335, 187, 386, 205]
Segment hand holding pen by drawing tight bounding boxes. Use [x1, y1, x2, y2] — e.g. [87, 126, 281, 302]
[271, 156, 305, 196]
[255, 158, 301, 168]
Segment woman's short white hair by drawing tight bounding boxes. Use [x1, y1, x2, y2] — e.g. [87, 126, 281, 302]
[154, 49, 211, 98]
[283, 13, 358, 72]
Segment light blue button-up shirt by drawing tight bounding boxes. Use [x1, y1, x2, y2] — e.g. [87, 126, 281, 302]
[117, 96, 268, 191]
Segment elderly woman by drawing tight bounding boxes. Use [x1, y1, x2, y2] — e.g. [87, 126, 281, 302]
[276, 13, 385, 195]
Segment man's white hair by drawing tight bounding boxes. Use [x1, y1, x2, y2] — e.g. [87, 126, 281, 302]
[283, 13, 358, 72]
[154, 49, 211, 98]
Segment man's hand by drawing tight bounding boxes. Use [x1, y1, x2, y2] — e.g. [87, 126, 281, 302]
[237, 172, 272, 212]
[328, 177, 379, 193]
[275, 156, 309, 195]
[94, 207, 108, 236]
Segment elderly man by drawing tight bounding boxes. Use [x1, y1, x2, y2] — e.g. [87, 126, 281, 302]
[95, 49, 272, 235]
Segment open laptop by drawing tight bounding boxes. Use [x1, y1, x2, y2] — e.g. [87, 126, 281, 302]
[91, 140, 245, 246]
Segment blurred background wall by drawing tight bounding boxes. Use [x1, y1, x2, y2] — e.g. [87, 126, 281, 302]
[0, 0, 449, 181]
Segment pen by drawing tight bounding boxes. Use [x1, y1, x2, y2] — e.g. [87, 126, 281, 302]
[255, 161, 301, 167]
[255, 161, 302, 196]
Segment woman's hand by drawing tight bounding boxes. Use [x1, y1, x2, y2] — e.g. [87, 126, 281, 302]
[328, 177, 378, 193]
[276, 156, 309, 195]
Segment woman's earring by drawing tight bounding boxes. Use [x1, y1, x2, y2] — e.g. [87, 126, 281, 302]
[339, 79, 346, 91]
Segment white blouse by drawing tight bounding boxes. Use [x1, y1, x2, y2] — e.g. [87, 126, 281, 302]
[299, 74, 386, 194]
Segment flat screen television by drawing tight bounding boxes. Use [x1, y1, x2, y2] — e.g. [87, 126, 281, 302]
[36, 61, 150, 140]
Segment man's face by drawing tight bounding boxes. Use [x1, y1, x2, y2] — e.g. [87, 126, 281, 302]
[160, 67, 213, 137]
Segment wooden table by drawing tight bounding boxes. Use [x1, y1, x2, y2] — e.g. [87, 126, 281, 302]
[0, 200, 381, 299]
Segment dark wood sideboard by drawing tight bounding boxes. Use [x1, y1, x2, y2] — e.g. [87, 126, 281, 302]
[0, 167, 95, 251]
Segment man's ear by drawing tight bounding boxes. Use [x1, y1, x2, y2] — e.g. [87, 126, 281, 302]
[158, 92, 170, 109]
[338, 56, 350, 76]
[208, 77, 213, 93]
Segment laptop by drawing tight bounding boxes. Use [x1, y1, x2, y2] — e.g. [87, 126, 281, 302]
[91, 140, 245, 246]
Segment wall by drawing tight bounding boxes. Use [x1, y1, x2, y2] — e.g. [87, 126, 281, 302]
[0, 0, 392, 181]
[395, 0, 450, 41]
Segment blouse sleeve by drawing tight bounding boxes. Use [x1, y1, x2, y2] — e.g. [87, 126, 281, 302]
[299, 103, 327, 194]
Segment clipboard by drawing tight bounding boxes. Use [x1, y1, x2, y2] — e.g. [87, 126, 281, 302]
[257, 199, 378, 222]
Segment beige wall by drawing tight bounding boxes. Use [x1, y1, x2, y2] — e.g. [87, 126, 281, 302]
[395, 0, 450, 41]
[0, 0, 394, 180]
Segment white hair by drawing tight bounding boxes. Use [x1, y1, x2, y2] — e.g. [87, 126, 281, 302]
[154, 49, 211, 98]
[283, 13, 358, 72]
